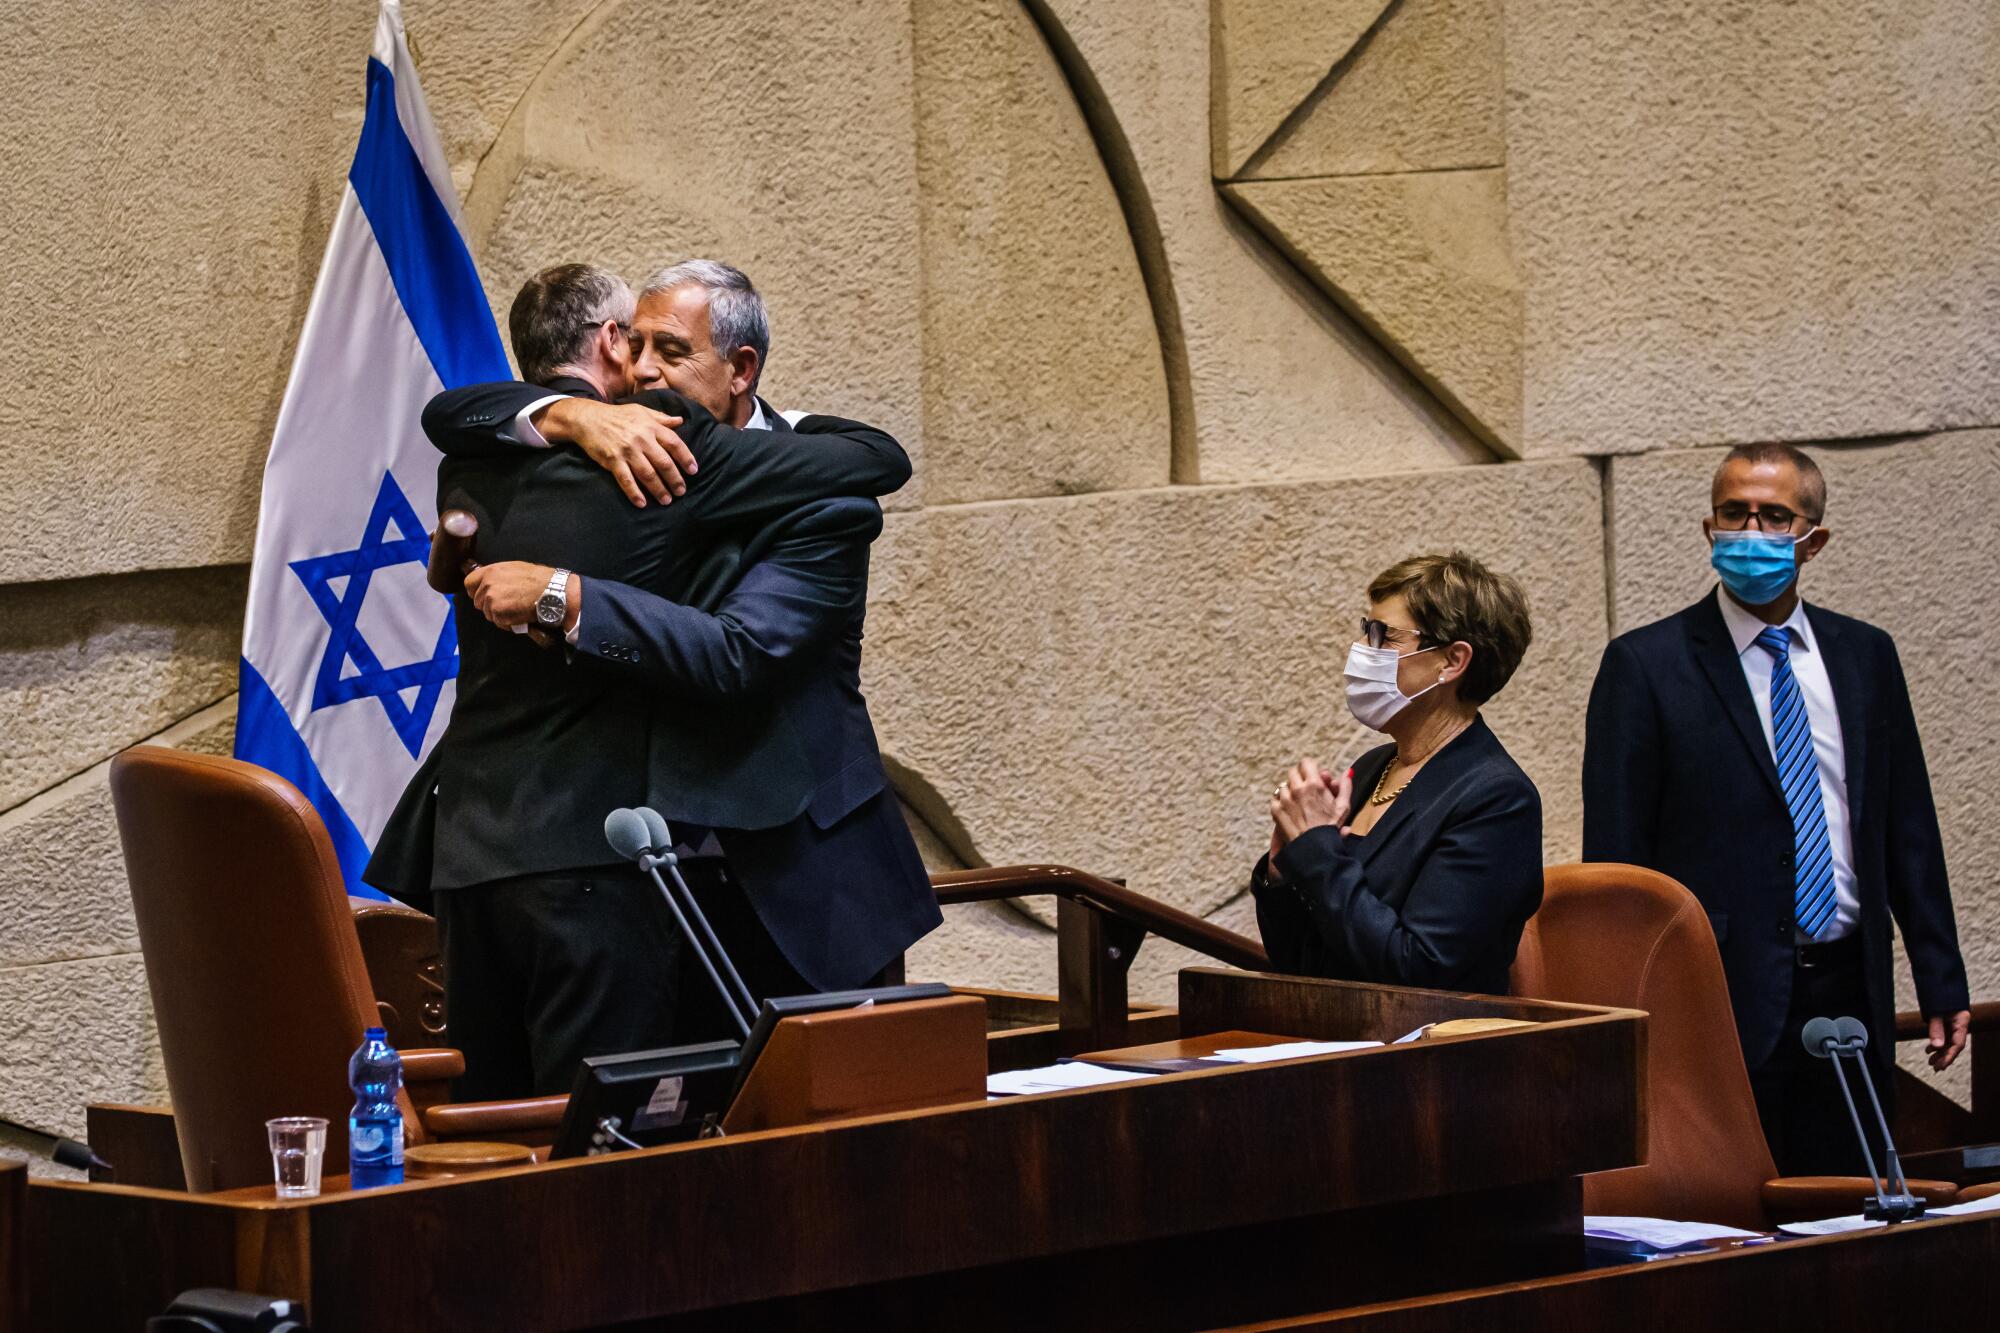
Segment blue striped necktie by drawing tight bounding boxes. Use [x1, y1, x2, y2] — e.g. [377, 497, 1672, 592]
[1756, 627, 1837, 938]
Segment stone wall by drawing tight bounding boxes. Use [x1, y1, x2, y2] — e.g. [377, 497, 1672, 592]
[3, 0, 1997, 1149]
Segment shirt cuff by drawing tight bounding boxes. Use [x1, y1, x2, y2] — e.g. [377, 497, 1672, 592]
[504, 394, 568, 447]
[564, 580, 584, 647]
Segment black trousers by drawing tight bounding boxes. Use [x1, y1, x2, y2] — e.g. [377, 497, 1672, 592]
[1746, 936, 1890, 1178]
[436, 859, 819, 1100]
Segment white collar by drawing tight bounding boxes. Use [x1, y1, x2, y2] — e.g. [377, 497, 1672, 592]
[1715, 585, 1817, 657]
[744, 398, 769, 432]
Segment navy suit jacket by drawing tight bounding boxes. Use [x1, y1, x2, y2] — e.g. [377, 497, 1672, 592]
[579, 482, 940, 990]
[1252, 716, 1543, 996]
[1582, 592, 1968, 1073]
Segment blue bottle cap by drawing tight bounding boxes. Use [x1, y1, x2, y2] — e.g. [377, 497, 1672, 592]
[364, 1026, 386, 1039]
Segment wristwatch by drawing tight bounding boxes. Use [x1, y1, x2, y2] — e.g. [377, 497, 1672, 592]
[535, 568, 571, 629]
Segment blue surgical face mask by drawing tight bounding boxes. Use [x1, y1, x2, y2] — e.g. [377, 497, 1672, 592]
[1710, 529, 1810, 606]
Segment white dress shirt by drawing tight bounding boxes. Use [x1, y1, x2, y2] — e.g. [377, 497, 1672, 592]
[1714, 588, 1859, 940]
[510, 392, 775, 445]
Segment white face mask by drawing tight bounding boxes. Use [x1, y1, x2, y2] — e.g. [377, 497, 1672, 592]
[1343, 641, 1443, 732]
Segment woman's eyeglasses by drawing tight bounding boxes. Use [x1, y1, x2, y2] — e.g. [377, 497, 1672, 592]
[1360, 617, 1425, 650]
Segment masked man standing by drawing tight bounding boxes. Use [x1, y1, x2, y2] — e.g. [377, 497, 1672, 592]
[1582, 442, 1969, 1175]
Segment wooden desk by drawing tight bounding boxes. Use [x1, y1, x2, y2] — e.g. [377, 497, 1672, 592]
[26, 971, 1642, 1331]
[1210, 1207, 2000, 1330]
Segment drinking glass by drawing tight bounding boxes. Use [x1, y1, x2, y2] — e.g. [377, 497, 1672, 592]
[266, 1116, 329, 1199]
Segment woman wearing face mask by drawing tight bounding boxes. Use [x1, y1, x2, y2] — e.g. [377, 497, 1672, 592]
[1252, 551, 1543, 995]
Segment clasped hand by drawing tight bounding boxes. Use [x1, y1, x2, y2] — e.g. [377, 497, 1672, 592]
[464, 562, 566, 648]
[1268, 758, 1354, 862]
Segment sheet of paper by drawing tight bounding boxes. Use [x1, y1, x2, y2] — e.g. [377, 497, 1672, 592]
[1583, 1216, 1764, 1249]
[985, 1062, 1159, 1096]
[1392, 1024, 1433, 1044]
[1202, 1040, 1385, 1063]
[1776, 1214, 1888, 1236]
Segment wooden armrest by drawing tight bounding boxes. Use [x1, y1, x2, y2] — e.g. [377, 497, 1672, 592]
[400, 1048, 466, 1085]
[1894, 1001, 2000, 1041]
[421, 1095, 568, 1145]
[1760, 1175, 1960, 1224]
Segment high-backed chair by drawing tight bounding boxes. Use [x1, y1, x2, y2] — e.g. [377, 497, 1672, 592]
[1511, 862, 1956, 1229]
[109, 746, 560, 1192]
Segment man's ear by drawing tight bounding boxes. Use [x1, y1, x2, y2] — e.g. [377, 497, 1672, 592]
[727, 345, 760, 399]
[1800, 526, 1831, 564]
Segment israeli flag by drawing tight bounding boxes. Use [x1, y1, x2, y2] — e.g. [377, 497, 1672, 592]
[236, 0, 507, 896]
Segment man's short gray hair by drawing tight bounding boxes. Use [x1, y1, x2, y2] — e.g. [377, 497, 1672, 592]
[508, 263, 634, 384]
[640, 259, 771, 385]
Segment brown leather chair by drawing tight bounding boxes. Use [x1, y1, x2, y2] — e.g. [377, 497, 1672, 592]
[110, 745, 562, 1192]
[1511, 862, 1956, 1229]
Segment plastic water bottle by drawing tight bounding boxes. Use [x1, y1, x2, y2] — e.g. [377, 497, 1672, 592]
[347, 1026, 405, 1189]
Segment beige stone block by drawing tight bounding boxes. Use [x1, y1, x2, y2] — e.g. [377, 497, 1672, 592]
[1242, 0, 1504, 180]
[1225, 170, 1521, 451]
[0, 952, 167, 1144]
[0, 703, 236, 971]
[1606, 433, 2000, 1085]
[463, 0, 927, 504]
[914, 0, 1171, 502]
[0, 566, 246, 809]
[906, 901, 1059, 997]
[1032, 0, 1491, 483]
[1209, 0, 1389, 178]
[866, 457, 1604, 934]
[1508, 0, 2000, 456]
[0, 2, 593, 583]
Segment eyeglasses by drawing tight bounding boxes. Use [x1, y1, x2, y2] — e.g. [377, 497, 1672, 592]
[1360, 617, 1429, 650]
[1712, 502, 1818, 535]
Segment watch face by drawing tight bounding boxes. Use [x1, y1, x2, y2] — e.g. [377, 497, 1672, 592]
[536, 593, 564, 625]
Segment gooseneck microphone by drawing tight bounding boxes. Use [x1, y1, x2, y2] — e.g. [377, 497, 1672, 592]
[1802, 1015, 1924, 1221]
[605, 807, 757, 1040]
[0, 1112, 112, 1174]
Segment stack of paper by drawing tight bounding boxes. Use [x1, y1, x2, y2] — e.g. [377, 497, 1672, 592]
[1776, 1188, 2000, 1237]
[986, 1063, 1160, 1097]
[1584, 1216, 1767, 1257]
[1201, 1040, 1385, 1064]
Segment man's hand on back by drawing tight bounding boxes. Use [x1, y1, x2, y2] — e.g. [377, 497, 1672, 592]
[537, 398, 696, 508]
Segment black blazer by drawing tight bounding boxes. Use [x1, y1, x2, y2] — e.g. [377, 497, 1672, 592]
[1582, 592, 1968, 1073]
[1252, 716, 1543, 996]
[571, 461, 941, 989]
[367, 378, 911, 893]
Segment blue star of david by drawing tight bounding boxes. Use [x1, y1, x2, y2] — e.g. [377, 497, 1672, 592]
[289, 472, 458, 759]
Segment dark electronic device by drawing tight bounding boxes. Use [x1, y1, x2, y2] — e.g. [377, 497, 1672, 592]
[550, 1039, 744, 1159]
[146, 1288, 307, 1332]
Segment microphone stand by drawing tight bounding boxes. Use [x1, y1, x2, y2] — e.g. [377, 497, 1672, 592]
[1808, 1017, 1924, 1222]
[634, 845, 758, 1042]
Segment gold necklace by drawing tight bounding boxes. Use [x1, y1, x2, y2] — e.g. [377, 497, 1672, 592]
[1369, 718, 1473, 807]
[1369, 764, 1410, 806]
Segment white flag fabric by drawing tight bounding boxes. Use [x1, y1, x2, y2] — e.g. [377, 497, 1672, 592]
[235, 0, 506, 896]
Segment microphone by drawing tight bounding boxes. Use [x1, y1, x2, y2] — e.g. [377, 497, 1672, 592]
[0, 1113, 112, 1175]
[603, 807, 757, 1040]
[1803, 1014, 1923, 1221]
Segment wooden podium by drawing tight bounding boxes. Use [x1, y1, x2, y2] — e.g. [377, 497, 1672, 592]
[25, 970, 1644, 1331]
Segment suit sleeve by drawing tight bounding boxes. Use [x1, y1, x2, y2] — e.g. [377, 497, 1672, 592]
[1581, 636, 1662, 866]
[1878, 638, 1971, 1017]
[572, 501, 881, 699]
[1250, 854, 1316, 974]
[679, 410, 912, 531]
[1271, 781, 1543, 990]
[421, 382, 560, 457]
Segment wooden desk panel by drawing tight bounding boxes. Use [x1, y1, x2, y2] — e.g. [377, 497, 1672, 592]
[27, 974, 1643, 1331]
[1, 1162, 23, 1333]
[1218, 1209, 2000, 1331]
